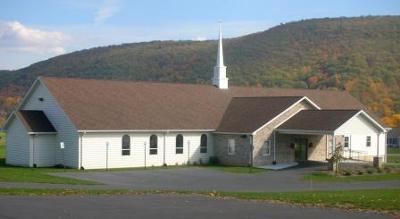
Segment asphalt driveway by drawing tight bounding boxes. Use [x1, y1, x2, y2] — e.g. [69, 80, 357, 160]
[51, 165, 400, 192]
[0, 194, 392, 219]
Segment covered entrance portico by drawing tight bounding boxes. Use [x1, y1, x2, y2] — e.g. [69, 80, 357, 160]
[275, 109, 388, 164]
[275, 129, 340, 163]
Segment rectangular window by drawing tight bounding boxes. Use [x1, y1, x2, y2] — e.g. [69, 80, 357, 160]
[150, 135, 158, 155]
[366, 136, 371, 147]
[344, 136, 350, 148]
[228, 139, 235, 155]
[263, 140, 271, 156]
[200, 134, 207, 153]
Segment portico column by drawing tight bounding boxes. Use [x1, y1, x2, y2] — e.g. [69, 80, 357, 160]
[273, 131, 276, 164]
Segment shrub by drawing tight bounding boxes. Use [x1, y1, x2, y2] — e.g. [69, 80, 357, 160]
[366, 168, 375, 174]
[356, 170, 364, 175]
[342, 170, 352, 176]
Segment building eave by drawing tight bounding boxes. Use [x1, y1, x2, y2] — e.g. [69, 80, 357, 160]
[78, 129, 216, 133]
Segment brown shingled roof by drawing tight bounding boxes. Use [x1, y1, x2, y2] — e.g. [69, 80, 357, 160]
[216, 97, 304, 133]
[278, 110, 360, 132]
[17, 110, 56, 132]
[40, 77, 366, 131]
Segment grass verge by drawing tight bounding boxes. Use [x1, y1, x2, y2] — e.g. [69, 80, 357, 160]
[0, 165, 98, 185]
[217, 188, 400, 213]
[0, 188, 398, 213]
[303, 171, 400, 182]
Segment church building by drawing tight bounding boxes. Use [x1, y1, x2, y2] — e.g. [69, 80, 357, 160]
[3, 26, 388, 169]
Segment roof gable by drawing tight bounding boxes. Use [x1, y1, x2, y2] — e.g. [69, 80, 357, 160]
[217, 96, 311, 133]
[278, 110, 361, 132]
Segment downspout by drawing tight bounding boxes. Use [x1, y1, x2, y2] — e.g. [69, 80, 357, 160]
[32, 134, 35, 167]
[249, 135, 253, 167]
[144, 141, 147, 168]
[79, 132, 85, 170]
[325, 134, 328, 160]
[163, 132, 167, 166]
[377, 133, 380, 158]
[273, 131, 276, 164]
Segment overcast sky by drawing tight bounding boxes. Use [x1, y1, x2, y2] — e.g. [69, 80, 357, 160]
[1, 0, 400, 70]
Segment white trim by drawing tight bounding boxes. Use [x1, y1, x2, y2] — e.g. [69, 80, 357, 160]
[2, 79, 42, 130]
[357, 110, 387, 132]
[27, 132, 57, 135]
[277, 129, 334, 135]
[262, 139, 272, 156]
[213, 131, 250, 135]
[334, 110, 386, 134]
[78, 129, 215, 133]
[252, 96, 320, 135]
[273, 107, 304, 129]
[228, 139, 235, 155]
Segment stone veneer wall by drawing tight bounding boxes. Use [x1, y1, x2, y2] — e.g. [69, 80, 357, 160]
[252, 100, 315, 166]
[213, 134, 251, 166]
[308, 135, 328, 161]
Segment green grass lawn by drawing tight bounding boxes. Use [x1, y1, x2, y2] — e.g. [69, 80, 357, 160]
[0, 188, 397, 213]
[0, 165, 98, 185]
[217, 189, 400, 213]
[388, 147, 400, 163]
[0, 132, 97, 185]
[203, 165, 267, 174]
[303, 171, 400, 182]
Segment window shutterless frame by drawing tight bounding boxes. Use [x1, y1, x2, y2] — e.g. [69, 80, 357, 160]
[176, 134, 183, 154]
[150, 135, 158, 155]
[200, 134, 207, 153]
[122, 135, 131, 156]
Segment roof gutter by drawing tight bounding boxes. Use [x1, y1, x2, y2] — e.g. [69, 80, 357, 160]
[27, 132, 57, 135]
[78, 129, 216, 133]
[276, 129, 334, 135]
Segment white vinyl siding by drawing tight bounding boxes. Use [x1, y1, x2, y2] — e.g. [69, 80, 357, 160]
[32, 134, 57, 167]
[5, 117, 30, 167]
[335, 113, 386, 157]
[20, 81, 79, 168]
[80, 132, 213, 169]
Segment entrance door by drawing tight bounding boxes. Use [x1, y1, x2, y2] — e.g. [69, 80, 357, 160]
[294, 138, 308, 161]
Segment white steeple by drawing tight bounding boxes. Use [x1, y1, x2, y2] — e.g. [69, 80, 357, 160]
[212, 23, 228, 89]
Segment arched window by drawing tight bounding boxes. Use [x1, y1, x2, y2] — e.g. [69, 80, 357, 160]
[200, 134, 207, 153]
[122, 135, 130, 156]
[176, 134, 183, 154]
[150, 135, 158, 155]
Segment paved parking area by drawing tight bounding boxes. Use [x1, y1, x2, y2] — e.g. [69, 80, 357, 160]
[52, 166, 400, 192]
[0, 194, 392, 219]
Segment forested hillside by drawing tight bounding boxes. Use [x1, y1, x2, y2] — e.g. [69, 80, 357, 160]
[1, 16, 400, 127]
